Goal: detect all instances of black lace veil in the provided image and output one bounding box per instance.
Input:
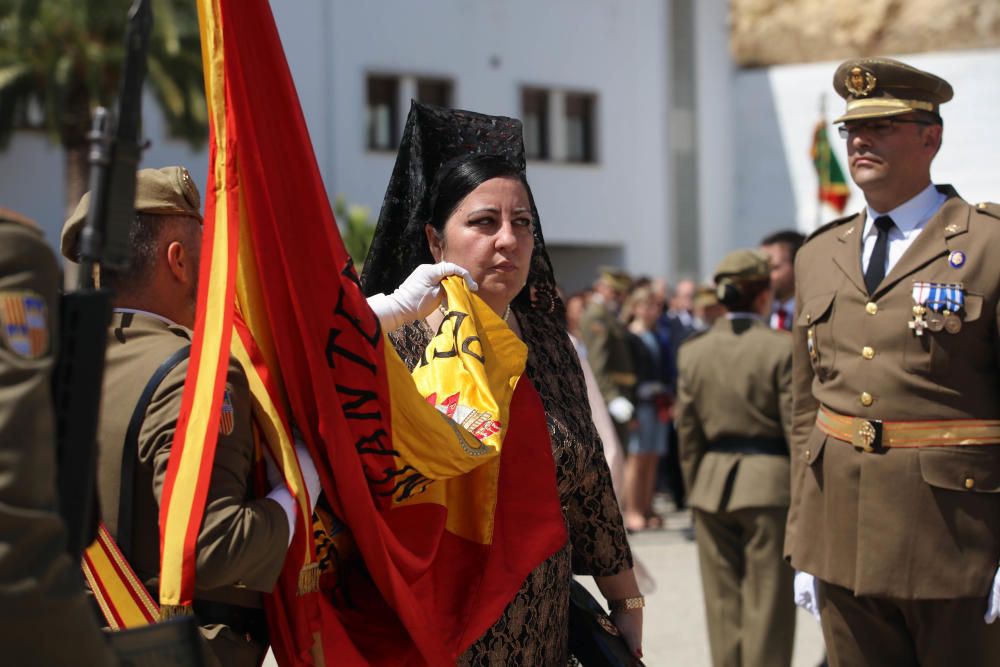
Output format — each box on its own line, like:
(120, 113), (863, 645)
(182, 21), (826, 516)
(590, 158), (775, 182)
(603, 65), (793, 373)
(360, 101), (561, 319)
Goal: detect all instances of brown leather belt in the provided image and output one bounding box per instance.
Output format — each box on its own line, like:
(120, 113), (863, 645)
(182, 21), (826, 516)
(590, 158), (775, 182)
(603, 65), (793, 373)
(816, 405), (1000, 452)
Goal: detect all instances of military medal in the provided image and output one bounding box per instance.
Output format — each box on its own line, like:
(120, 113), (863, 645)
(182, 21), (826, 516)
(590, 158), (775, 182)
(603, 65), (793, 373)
(911, 281), (965, 335)
(909, 304), (927, 336)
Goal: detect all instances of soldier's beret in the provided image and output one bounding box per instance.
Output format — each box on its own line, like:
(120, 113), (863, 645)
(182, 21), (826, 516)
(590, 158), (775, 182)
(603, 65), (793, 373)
(832, 57), (953, 124)
(713, 249), (770, 285)
(61, 166), (202, 260)
(597, 266), (632, 293)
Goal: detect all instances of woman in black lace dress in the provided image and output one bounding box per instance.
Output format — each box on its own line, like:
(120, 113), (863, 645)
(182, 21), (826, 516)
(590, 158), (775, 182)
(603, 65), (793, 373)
(361, 102), (642, 665)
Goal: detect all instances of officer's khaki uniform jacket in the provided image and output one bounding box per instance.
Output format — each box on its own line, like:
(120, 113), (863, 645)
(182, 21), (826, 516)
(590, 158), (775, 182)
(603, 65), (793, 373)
(676, 317), (793, 512)
(578, 299), (636, 404)
(98, 312), (288, 653)
(786, 186), (1000, 599)
(0, 217), (116, 665)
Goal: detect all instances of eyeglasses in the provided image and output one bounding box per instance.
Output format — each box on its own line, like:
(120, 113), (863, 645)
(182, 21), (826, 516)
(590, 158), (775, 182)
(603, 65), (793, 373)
(837, 119), (933, 139)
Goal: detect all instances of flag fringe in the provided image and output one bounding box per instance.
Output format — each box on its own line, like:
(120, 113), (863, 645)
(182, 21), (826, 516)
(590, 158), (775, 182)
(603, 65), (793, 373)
(297, 562), (320, 595)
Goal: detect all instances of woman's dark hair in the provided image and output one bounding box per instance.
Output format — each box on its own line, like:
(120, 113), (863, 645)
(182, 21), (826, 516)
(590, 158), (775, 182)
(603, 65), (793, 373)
(717, 278), (770, 312)
(427, 154), (525, 233)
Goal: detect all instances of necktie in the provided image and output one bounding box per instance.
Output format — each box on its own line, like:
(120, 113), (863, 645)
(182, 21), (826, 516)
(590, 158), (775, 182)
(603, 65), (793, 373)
(864, 215), (895, 294)
(774, 307), (788, 330)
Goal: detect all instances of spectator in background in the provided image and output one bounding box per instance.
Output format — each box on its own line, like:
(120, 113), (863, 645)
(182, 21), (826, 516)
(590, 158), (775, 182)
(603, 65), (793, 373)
(760, 230), (805, 331)
(564, 289), (591, 341)
(560, 287), (625, 500)
(580, 267), (637, 452)
(621, 286), (671, 532)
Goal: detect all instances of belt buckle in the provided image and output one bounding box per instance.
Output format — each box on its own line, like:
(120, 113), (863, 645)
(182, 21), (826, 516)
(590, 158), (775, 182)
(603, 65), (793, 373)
(851, 418), (882, 452)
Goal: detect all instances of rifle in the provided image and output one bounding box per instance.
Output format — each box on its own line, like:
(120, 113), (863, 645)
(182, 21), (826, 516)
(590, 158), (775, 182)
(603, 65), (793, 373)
(51, 0), (152, 560)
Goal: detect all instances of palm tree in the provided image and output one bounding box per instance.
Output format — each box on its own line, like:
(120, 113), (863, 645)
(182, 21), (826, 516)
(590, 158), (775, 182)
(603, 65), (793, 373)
(0, 0), (207, 214)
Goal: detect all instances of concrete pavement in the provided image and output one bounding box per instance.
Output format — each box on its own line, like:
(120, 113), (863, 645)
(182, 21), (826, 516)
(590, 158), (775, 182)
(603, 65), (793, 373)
(576, 505), (826, 666)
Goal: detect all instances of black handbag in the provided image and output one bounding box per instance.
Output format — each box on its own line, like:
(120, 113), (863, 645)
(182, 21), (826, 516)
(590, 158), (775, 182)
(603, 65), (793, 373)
(568, 580), (645, 667)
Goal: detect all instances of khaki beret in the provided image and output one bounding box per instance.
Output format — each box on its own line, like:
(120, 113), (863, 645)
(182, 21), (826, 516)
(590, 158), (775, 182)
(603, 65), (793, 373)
(597, 266), (632, 293)
(832, 57), (953, 123)
(713, 249), (770, 285)
(61, 166), (202, 260)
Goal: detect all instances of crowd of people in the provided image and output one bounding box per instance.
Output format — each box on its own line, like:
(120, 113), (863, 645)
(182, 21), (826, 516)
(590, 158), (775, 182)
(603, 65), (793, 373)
(563, 229), (803, 536)
(3, 51), (1000, 667)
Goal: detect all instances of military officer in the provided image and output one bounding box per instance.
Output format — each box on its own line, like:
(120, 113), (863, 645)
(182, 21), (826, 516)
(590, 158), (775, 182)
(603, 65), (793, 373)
(676, 250), (795, 667)
(579, 267), (637, 452)
(61, 167), (320, 667)
(0, 207), (117, 665)
(786, 58), (1000, 665)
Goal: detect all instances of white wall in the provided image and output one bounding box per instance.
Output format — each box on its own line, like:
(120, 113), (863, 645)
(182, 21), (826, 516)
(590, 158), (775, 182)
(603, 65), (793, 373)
(733, 47), (1000, 246)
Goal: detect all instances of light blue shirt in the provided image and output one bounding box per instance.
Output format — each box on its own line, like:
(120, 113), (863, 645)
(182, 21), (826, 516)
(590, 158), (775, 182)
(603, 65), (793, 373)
(862, 183), (947, 275)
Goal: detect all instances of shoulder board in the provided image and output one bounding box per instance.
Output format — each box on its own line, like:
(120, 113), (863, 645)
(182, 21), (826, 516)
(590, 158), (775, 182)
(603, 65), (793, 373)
(974, 202), (1000, 220)
(804, 211), (860, 244)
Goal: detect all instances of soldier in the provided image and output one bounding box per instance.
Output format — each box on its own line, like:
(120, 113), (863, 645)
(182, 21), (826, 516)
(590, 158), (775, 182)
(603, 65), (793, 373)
(760, 230), (805, 331)
(61, 167), (320, 667)
(787, 58), (1000, 665)
(0, 207), (118, 665)
(579, 266), (637, 454)
(676, 250), (795, 667)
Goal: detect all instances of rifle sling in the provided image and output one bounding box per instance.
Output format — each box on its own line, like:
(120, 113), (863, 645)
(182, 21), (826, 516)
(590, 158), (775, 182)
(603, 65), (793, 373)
(117, 344), (191, 561)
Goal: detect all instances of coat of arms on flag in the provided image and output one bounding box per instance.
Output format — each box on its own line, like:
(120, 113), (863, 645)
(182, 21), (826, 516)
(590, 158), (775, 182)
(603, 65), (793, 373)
(0, 290), (48, 359)
(218, 389), (235, 436)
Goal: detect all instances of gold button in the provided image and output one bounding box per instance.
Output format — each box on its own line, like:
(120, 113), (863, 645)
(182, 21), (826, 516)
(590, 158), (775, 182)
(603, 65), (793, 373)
(805, 449), (811, 459)
(866, 302), (878, 315)
(965, 477), (975, 489)
(862, 346), (875, 360)
(806, 313), (812, 324)
(860, 392), (873, 407)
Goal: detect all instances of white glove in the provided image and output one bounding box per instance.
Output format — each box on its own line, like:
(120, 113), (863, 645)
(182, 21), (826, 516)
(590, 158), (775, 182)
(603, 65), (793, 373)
(607, 396), (635, 423)
(266, 433), (323, 545)
(985, 564), (1000, 623)
(794, 571), (821, 623)
(367, 262), (478, 332)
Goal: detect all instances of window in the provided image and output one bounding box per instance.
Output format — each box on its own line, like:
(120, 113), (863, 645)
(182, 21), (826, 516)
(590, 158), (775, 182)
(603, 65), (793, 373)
(520, 87), (598, 163)
(366, 75), (399, 151)
(565, 93), (596, 163)
(417, 78), (453, 108)
(521, 88), (549, 160)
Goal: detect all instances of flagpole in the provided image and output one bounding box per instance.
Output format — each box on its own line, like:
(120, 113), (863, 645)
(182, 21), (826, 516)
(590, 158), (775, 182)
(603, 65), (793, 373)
(816, 94), (826, 228)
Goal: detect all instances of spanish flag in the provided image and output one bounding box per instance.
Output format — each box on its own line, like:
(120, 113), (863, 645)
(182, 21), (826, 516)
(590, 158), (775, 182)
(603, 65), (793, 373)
(159, 0), (566, 664)
(811, 120), (850, 213)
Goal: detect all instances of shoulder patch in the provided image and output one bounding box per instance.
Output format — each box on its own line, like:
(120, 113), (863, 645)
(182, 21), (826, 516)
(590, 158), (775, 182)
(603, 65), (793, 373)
(218, 389), (235, 436)
(804, 211), (861, 245)
(0, 290), (48, 358)
(974, 202), (1000, 220)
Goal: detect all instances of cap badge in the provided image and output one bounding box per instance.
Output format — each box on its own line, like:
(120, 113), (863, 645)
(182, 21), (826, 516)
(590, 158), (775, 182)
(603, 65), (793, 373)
(179, 167), (201, 210)
(845, 66), (877, 97)
(0, 290), (48, 359)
